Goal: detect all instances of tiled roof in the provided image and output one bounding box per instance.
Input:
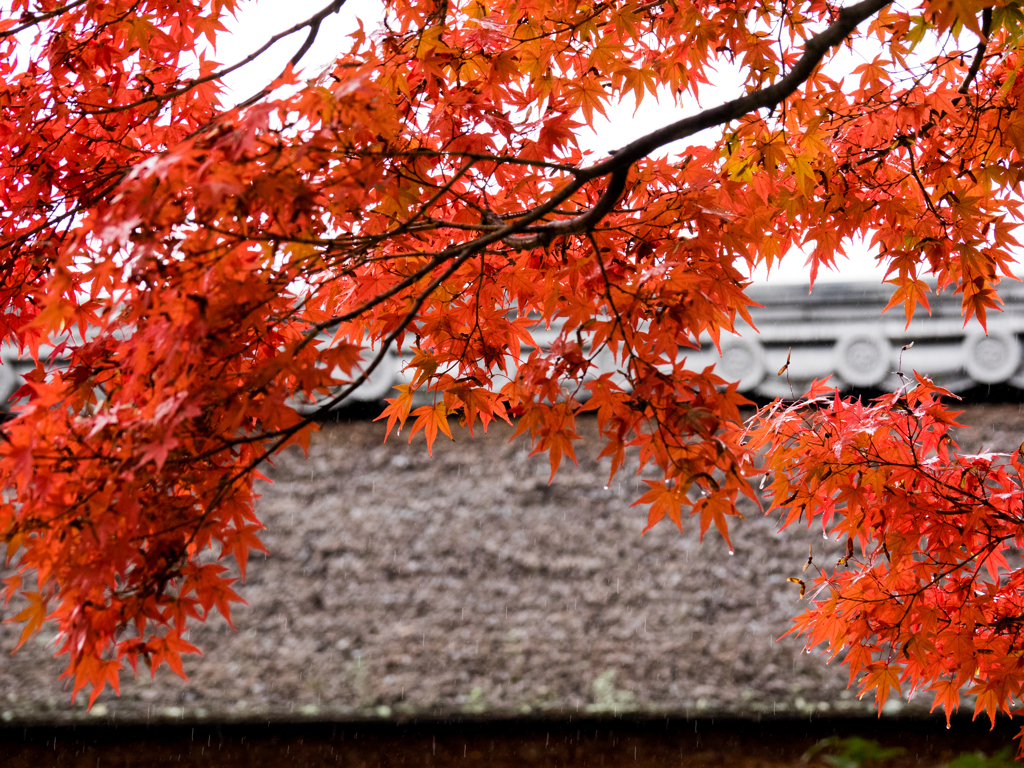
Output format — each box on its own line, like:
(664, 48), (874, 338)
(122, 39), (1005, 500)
(4, 282), (1021, 412)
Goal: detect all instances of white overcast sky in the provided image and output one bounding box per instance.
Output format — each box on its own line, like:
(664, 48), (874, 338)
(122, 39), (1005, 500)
(211, 0), (1012, 288)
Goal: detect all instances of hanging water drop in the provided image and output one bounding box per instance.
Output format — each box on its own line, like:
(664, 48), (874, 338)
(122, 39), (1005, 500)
(603, 485), (609, 490)
(728, 549), (735, 556)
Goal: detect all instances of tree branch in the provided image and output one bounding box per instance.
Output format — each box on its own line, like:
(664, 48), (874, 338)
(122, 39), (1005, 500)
(587, 0), (892, 175)
(0, 0), (90, 40)
(485, 164), (630, 250)
(79, 0), (350, 116)
(494, 0), (892, 248)
(289, 0), (347, 67)
(958, 8), (993, 95)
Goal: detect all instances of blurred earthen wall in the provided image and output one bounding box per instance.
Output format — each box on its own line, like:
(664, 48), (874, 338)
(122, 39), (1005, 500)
(2, 404), (1022, 725)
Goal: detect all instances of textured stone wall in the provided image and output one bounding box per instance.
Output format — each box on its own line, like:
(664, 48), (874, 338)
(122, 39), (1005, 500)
(2, 404), (1021, 725)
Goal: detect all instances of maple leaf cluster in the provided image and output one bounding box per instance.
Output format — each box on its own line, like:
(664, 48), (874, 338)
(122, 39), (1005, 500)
(1, 0), (1024, 738)
(748, 378), (1024, 738)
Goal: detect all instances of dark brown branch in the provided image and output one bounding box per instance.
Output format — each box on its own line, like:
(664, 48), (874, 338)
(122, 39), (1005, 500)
(586, 0), (893, 176)
(489, 165), (631, 251)
(0, 0), (90, 39)
(80, 0), (350, 116)
(958, 8), (993, 95)
(290, 0), (346, 67)
(496, 0), (892, 249)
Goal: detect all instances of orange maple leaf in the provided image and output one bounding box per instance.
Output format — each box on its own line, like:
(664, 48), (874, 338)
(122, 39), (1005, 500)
(408, 402), (454, 456)
(634, 480), (685, 533)
(860, 663), (902, 714)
